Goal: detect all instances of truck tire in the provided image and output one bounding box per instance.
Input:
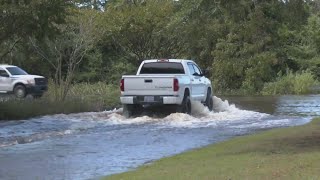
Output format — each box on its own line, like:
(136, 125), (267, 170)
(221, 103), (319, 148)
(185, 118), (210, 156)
(14, 85), (27, 99)
(177, 95), (191, 114)
(205, 90), (213, 111)
(123, 104), (143, 118)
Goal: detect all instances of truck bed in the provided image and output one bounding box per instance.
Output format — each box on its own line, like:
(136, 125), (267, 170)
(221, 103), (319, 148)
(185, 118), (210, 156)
(121, 75), (182, 96)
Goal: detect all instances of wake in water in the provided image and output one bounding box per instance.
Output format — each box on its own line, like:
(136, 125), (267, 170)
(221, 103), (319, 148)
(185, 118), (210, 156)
(50, 96), (268, 128)
(0, 96), (269, 147)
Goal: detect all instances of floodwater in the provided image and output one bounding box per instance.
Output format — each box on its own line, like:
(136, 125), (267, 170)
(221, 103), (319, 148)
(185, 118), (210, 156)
(0, 95), (319, 180)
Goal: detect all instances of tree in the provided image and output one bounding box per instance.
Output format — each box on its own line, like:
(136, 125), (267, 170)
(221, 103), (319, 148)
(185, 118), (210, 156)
(174, 0), (223, 68)
(0, 0), (69, 62)
(30, 10), (101, 100)
(284, 14), (320, 80)
(102, 0), (183, 66)
(212, 0), (284, 93)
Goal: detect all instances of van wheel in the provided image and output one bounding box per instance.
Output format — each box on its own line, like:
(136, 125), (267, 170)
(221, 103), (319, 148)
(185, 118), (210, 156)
(14, 85), (26, 98)
(123, 104), (143, 118)
(205, 90), (213, 111)
(177, 95), (191, 114)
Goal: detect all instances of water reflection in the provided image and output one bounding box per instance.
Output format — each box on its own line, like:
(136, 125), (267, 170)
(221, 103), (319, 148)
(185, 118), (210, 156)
(224, 95), (320, 116)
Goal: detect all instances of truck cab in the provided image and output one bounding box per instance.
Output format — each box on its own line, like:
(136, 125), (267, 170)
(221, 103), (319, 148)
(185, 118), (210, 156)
(0, 65), (48, 98)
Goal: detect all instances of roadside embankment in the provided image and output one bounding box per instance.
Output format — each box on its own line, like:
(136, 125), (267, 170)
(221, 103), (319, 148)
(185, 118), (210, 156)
(106, 118), (320, 180)
(0, 82), (120, 120)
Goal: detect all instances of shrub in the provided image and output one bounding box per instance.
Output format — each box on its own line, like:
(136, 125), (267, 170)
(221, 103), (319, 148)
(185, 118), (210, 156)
(261, 70), (319, 95)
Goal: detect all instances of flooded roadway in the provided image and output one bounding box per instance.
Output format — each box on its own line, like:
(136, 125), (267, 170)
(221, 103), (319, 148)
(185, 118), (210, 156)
(0, 95), (319, 180)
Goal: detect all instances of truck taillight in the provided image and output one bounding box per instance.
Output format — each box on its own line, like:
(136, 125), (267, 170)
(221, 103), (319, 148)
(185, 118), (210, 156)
(173, 78), (179, 92)
(120, 79), (124, 91)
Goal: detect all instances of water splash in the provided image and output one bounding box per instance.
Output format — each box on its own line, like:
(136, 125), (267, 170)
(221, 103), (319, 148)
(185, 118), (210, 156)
(212, 96), (238, 112)
(157, 97), (268, 128)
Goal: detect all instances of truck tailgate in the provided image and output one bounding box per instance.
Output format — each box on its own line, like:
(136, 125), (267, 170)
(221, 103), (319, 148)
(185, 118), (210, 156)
(122, 75), (177, 96)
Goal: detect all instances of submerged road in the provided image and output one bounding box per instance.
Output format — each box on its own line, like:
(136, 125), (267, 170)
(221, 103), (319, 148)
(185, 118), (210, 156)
(0, 95), (319, 180)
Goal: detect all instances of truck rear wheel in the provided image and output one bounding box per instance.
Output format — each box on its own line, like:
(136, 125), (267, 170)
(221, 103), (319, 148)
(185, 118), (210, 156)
(123, 104), (143, 118)
(177, 95), (191, 114)
(205, 90), (213, 111)
(14, 85), (26, 99)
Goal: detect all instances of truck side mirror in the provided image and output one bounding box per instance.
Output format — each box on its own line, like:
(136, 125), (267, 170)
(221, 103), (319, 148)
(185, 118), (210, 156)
(202, 67), (212, 76)
(201, 70), (208, 76)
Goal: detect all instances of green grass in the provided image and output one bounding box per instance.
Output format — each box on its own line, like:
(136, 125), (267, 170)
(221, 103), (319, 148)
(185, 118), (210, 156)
(0, 82), (120, 120)
(105, 118), (320, 180)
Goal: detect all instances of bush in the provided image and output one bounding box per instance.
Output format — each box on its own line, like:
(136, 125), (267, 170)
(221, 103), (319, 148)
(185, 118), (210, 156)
(261, 70), (319, 95)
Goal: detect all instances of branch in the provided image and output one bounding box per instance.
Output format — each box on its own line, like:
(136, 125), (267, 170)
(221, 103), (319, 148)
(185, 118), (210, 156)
(0, 38), (21, 61)
(29, 37), (57, 70)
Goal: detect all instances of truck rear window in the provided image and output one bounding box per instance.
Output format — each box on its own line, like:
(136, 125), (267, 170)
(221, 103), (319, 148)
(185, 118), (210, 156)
(140, 62), (185, 74)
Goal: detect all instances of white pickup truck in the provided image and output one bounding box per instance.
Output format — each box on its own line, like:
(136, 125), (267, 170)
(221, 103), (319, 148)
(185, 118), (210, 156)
(120, 59), (213, 117)
(0, 65), (48, 98)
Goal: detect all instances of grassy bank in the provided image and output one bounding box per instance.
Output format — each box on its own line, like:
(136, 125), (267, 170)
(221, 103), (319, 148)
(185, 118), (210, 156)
(106, 118), (320, 180)
(215, 71), (320, 96)
(0, 82), (120, 120)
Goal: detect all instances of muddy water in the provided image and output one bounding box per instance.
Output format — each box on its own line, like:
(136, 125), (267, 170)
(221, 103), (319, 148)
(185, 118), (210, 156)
(0, 95), (319, 180)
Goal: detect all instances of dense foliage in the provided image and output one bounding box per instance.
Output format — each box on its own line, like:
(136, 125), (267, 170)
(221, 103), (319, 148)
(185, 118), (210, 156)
(1, 0), (319, 96)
